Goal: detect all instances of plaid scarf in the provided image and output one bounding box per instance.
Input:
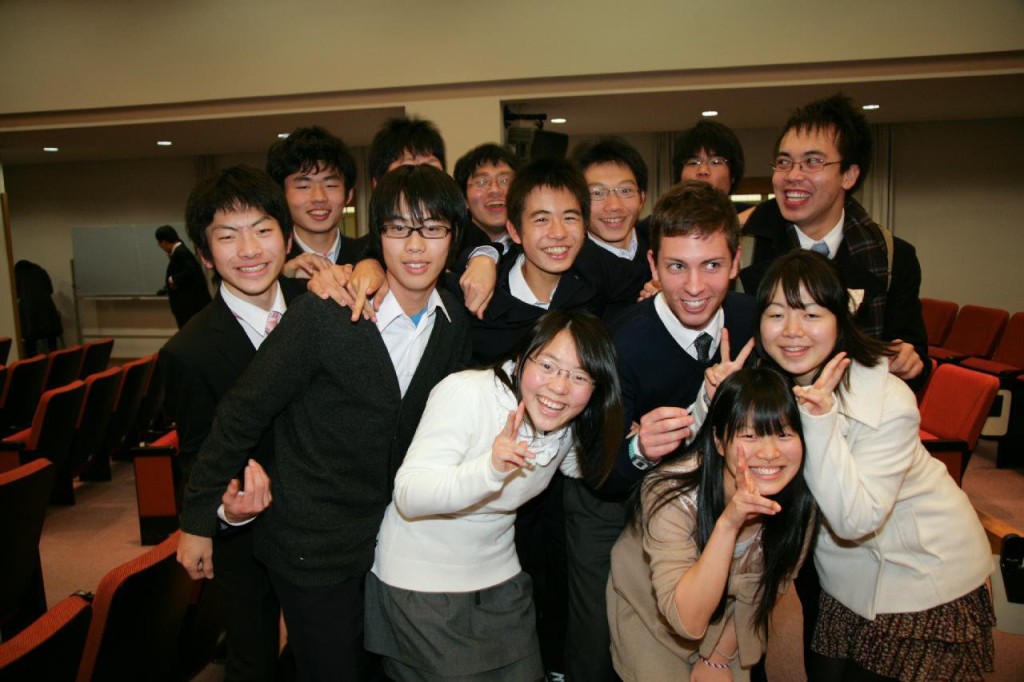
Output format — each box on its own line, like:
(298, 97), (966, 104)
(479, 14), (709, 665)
(837, 198), (889, 338)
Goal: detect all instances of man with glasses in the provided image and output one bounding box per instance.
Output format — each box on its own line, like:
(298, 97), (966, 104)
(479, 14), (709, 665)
(453, 143), (520, 253)
(739, 93), (928, 389)
(673, 120), (747, 199)
(181, 165), (472, 681)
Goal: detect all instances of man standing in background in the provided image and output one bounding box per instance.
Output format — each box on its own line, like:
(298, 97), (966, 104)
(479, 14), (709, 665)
(156, 224), (211, 328)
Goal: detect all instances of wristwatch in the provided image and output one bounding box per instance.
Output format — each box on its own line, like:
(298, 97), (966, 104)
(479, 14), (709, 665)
(628, 435), (656, 471)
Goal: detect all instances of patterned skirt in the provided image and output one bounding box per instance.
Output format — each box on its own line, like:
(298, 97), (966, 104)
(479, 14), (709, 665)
(811, 585), (996, 682)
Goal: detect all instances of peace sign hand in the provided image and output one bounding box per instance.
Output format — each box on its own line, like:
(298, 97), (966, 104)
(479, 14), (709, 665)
(792, 352), (850, 416)
(704, 329), (755, 402)
(491, 402), (536, 473)
(721, 445), (781, 531)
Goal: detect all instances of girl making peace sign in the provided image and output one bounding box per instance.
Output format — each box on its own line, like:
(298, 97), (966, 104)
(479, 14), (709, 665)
(707, 250), (994, 681)
(364, 310), (623, 681)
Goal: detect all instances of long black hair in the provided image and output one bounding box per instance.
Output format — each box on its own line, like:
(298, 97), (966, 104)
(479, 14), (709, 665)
(754, 250), (891, 393)
(643, 367), (818, 634)
(493, 310), (623, 488)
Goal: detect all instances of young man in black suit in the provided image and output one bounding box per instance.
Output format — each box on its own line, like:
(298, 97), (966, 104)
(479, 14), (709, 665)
(166, 165), (304, 681)
(452, 143), (519, 253)
(155, 224), (212, 328)
(266, 126), (368, 277)
(567, 181), (757, 681)
(179, 165), (472, 682)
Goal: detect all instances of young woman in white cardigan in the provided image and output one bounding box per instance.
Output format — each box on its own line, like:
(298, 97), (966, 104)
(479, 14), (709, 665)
(704, 250), (994, 681)
(364, 310), (623, 682)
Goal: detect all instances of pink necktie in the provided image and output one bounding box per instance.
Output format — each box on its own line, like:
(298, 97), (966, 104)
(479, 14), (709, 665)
(264, 311), (282, 335)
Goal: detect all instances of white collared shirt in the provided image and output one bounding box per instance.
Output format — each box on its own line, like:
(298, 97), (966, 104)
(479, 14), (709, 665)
(588, 230), (638, 260)
(293, 228), (341, 263)
(794, 210), (845, 258)
(653, 292), (725, 361)
(508, 254), (555, 310)
(375, 289), (451, 397)
(219, 282), (286, 350)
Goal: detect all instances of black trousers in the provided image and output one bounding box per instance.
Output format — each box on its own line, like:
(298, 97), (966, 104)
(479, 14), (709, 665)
(268, 570), (383, 682)
(213, 528), (281, 682)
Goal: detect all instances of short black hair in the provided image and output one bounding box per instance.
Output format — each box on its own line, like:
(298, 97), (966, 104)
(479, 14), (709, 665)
(505, 158), (590, 232)
(368, 117), (446, 183)
(673, 120), (745, 193)
(367, 165), (467, 269)
(154, 225), (180, 244)
(569, 136), (649, 193)
(184, 165), (293, 264)
(648, 180), (740, 259)
(775, 94), (871, 194)
(453, 143), (520, 198)
(265, 126), (357, 192)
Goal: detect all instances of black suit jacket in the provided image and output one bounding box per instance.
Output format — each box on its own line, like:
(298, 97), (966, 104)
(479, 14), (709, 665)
(160, 276), (307, 487)
(166, 243), (212, 328)
(287, 232), (370, 267)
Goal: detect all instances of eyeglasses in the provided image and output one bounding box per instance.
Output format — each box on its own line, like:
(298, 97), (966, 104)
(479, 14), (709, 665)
(589, 186), (639, 202)
(468, 175), (513, 190)
(682, 156), (729, 169)
(770, 157), (842, 173)
(381, 223), (452, 239)
(527, 357), (596, 387)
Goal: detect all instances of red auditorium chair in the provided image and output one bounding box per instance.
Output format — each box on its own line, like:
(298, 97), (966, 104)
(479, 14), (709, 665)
(67, 367), (122, 485)
(0, 381), (86, 505)
(81, 355), (155, 482)
(918, 363), (999, 486)
(43, 345), (84, 391)
(0, 355), (48, 435)
(75, 532), (194, 682)
(920, 297), (958, 346)
(929, 304), (1008, 362)
(0, 594), (92, 681)
(77, 338), (114, 380)
(132, 430), (180, 545)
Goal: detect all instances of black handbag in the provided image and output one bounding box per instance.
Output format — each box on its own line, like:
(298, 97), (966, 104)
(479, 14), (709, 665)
(1001, 533), (1024, 604)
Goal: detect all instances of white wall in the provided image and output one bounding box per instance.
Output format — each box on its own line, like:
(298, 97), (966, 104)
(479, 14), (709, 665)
(893, 118), (1024, 312)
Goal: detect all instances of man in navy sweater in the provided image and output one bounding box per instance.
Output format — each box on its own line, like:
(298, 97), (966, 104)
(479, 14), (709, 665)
(568, 180), (757, 681)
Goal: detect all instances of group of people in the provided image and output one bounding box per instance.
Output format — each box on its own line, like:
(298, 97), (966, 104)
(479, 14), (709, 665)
(161, 93), (995, 682)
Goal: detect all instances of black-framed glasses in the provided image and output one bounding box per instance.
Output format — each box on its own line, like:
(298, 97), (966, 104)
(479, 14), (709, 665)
(770, 157), (842, 173)
(526, 356), (596, 387)
(468, 175), (513, 190)
(682, 156), (729, 169)
(589, 186), (640, 202)
(381, 223), (452, 239)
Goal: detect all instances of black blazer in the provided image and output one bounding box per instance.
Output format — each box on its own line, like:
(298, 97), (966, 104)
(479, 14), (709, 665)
(160, 276), (307, 486)
(165, 243), (212, 328)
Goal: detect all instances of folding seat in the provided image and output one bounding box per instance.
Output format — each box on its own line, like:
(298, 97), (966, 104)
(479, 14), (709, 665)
(0, 355), (47, 435)
(0, 594), (92, 681)
(75, 532), (195, 682)
(929, 304), (1008, 362)
(67, 367), (122, 484)
(918, 363), (999, 486)
(81, 355), (155, 482)
(0, 460), (55, 640)
(133, 430), (180, 545)
(77, 338), (114, 380)
(0, 337), (11, 366)
(43, 345), (84, 391)
(919, 297), (958, 346)
(0, 382), (86, 505)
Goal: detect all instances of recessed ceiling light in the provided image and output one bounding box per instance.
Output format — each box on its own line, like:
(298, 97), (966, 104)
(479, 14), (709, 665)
(277, 133), (290, 139)
(701, 110), (719, 117)
(43, 147), (59, 152)
(550, 117), (567, 124)
(157, 140), (173, 146)
(862, 104), (880, 110)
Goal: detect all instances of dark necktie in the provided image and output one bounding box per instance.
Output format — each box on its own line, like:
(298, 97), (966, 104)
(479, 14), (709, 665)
(695, 332), (713, 363)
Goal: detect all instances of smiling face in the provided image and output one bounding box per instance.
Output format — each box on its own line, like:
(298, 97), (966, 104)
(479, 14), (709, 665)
(649, 231), (738, 331)
(519, 328), (595, 433)
(584, 162), (646, 250)
(466, 161), (514, 238)
(508, 186), (585, 302)
(772, 126), (860, 241)
(202, 206), (288, 310)
(379, 197), (452, 315)
(283, 165), (352, 239)
(716, 417), (803, 498)
(760, 282), (839, 385)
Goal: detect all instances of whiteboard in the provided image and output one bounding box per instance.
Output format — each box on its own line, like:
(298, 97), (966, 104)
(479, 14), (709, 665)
(72, 225), (184, 295)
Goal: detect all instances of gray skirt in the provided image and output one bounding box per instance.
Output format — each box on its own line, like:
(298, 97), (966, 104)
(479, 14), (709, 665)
(364, 571), (543, 682)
